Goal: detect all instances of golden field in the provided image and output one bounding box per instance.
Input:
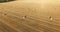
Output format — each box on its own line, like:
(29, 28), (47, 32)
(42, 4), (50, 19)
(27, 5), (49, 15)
(0, 0), (60, 32)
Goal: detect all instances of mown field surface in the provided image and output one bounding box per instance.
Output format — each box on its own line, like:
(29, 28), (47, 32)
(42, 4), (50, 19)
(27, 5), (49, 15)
(0, 0), (60, 32)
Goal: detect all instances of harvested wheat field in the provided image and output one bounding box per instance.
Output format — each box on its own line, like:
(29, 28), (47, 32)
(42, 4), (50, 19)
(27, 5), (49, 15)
(0, 0), (60, 32)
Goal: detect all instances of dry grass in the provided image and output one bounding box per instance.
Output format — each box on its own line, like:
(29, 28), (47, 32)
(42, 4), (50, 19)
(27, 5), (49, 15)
(0, 0), (60, 32)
